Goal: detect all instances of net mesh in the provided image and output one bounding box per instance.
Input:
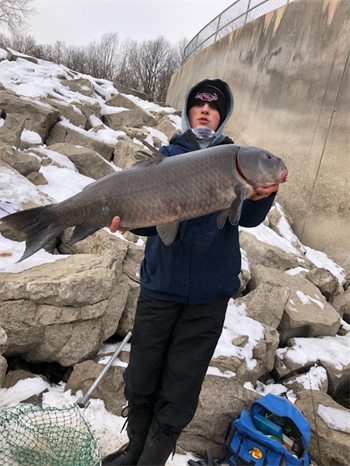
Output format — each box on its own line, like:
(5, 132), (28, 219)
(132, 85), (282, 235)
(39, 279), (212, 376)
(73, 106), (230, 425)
(0, 403), (101, 466)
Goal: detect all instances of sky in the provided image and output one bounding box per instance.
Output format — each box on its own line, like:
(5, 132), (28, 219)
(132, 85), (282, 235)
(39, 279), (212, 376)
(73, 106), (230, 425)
(0, 54), (349, 461)
(29, 0), (234, 47)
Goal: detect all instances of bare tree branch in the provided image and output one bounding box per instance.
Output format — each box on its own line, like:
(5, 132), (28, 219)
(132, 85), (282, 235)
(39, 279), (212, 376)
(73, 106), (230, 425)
(0, 0), (37, 35)
(117, 36), (184, 102)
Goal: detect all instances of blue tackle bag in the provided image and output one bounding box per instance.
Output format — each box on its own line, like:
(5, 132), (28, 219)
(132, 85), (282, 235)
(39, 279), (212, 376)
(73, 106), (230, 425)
(220, 394), (311, 466)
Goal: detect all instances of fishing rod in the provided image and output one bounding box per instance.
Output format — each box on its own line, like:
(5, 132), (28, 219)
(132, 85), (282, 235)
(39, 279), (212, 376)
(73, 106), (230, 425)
(308, 368), (323, 466)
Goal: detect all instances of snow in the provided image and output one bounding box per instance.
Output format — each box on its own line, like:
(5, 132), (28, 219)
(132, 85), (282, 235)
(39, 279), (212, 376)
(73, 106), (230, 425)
(212, 300), (265, 371)
(0, 52), (348, 463)
(20, 129), (42, 145)
(0, 166), (54, 208)
(143, 126), (169, 145)
(0, 379), (198, 464)
(240, 222), (303, 257)
(296, 291), (324, 309)
(276, 333), (350, 371)
(284, 365), (328, 391)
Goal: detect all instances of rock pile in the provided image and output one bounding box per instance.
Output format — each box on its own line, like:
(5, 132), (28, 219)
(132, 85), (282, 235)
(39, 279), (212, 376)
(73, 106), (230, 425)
(0, 47), (349, 465)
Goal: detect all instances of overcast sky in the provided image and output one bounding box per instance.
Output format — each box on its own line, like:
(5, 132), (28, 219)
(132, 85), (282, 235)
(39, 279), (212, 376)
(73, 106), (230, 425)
(29, 1), (234, 47)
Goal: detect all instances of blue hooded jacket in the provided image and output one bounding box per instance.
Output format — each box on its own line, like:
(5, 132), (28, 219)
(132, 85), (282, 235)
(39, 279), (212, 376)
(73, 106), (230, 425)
(134, 79), (276, 305)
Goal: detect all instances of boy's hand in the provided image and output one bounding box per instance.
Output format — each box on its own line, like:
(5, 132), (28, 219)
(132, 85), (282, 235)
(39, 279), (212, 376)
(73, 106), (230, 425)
(109, 216), (130, 233)
(250, 184), (279, 201)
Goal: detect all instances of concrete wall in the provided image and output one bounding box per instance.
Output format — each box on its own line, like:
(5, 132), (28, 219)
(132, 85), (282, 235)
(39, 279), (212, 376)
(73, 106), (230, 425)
(167, 0), (350, 272)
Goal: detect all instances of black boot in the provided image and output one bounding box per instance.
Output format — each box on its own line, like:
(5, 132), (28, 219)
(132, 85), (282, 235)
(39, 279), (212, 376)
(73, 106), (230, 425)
(137, 418), (181, 466)
(102, 404), (153, 466)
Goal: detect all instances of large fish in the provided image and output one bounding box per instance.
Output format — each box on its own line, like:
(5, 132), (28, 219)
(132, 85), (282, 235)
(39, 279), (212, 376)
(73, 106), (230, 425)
(1, 141), (288, 262)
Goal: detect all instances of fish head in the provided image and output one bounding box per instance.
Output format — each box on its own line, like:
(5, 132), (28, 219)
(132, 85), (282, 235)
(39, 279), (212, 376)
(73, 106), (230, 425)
(236, 145), (288, 189)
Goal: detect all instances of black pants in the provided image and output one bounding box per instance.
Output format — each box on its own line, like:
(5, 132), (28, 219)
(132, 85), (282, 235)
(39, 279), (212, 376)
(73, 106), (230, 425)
(123, 293), (230, 433)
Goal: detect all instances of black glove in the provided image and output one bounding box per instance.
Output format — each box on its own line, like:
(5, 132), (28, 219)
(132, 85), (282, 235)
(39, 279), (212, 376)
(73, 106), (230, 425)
(188, 449), (217, 466)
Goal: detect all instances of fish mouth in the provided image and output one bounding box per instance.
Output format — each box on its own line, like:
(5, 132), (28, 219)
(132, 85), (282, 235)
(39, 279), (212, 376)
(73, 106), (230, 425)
(280, 168), (289, 183)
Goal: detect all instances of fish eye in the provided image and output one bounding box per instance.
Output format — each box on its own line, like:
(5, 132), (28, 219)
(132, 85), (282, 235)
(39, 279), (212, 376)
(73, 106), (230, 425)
(266, 153), (272, 159)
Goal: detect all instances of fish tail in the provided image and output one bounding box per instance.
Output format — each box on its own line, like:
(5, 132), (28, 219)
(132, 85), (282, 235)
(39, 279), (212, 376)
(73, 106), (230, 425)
(1, 205), (62, 262)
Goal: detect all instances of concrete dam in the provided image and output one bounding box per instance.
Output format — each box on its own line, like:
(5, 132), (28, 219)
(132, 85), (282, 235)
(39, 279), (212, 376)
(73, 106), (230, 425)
(166, 0), (350, 272)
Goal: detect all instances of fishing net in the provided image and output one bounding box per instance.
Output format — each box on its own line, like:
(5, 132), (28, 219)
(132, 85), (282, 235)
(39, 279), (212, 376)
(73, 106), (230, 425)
(0, 402), (101, 466)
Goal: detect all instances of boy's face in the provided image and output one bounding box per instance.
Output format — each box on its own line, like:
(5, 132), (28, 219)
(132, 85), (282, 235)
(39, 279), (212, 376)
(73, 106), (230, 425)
(188, 101), (221, 131)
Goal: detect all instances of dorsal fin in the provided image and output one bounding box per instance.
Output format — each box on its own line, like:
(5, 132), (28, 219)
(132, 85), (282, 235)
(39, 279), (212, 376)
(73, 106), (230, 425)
(133, 140), (165, 168)
(142, 140), (164, 157)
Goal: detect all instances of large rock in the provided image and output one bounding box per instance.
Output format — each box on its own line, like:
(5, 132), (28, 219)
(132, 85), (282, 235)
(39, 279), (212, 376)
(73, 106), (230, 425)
(239, 229), (305, 272)
(65, 359), (126, 415)
(295, 390), (350, 466)
(60, 78), (95, 97)
(73, 101), (102, 129)
(180, 376), (260, 458)
(0, 327), (7, 354)
(0, 254), (118, 305)
(251, 265), (340, 343)
(26, 172), (48, 186)
(2, 369), (49, 389)
(116, 277), (140, 337)
(234, 282), (289, 329)
(0, 89), (59, 140)
(0, 162), (51, 227)
(59, 229), (129, 268)
(113, 136), (143, 169)
(41, 97), (87, 128)
(122, 243), (144, 282)
(0, 143), (41, 176)
(0, 44), (12, 62)
(0, 300), (45, 355)
(123, 127), (149, 143)
(306, 268), (339, 302)
(0, 355), (7, 388)
(283, 365), (329, 394)
(59, 230), (144, 338)
(104, 108), (157, 130)
(0, 113), (26, 147)
(211, 326), (280, 385)
(274, 334), (350, 397)
(47, 143), (115, 179)
(105, 93), (138, 110)
(46, 122), (115, 161)
(209, 301), (280, 385)
(112, 81), (151, 101)
(155, 116), (177, 141)
(9, 50), (38, 64)
(267, 203), (301, 250)
(332, 287), (350, 322)
(0, 255), (127, 366)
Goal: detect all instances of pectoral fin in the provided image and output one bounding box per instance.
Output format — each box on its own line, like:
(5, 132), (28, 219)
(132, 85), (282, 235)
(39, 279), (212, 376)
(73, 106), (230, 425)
(156, 221), (180, 246)
(216, 187), (246, 229)
(228, 186), (246, 225)
(217, 208), (230, 229)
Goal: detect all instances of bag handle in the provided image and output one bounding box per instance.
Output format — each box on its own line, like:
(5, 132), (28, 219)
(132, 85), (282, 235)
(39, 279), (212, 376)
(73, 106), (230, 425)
(216, 416), (241, 463)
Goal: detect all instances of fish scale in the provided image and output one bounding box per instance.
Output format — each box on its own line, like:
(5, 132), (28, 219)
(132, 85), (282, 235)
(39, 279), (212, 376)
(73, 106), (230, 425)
(1, 142), (288, 262)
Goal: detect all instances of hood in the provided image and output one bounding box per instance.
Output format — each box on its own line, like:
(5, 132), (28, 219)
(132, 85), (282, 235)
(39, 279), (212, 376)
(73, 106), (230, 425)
(180, 78), (234, 148)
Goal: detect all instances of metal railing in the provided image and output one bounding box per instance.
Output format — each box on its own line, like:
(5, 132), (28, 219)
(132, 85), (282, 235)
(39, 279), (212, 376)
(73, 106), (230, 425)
(183, 0), (294, 63)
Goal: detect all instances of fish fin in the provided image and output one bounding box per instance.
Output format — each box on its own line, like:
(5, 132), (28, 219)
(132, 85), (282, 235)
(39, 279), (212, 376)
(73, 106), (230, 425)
(69, 225), (101, 245)
(217, 208), (230, 229)
(141, 140), (164, 157)
(133, 141), (165, 167)
(1, 205), (61, 262)
(156, 222), (179, 246)
(228, 186), (246, 225)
